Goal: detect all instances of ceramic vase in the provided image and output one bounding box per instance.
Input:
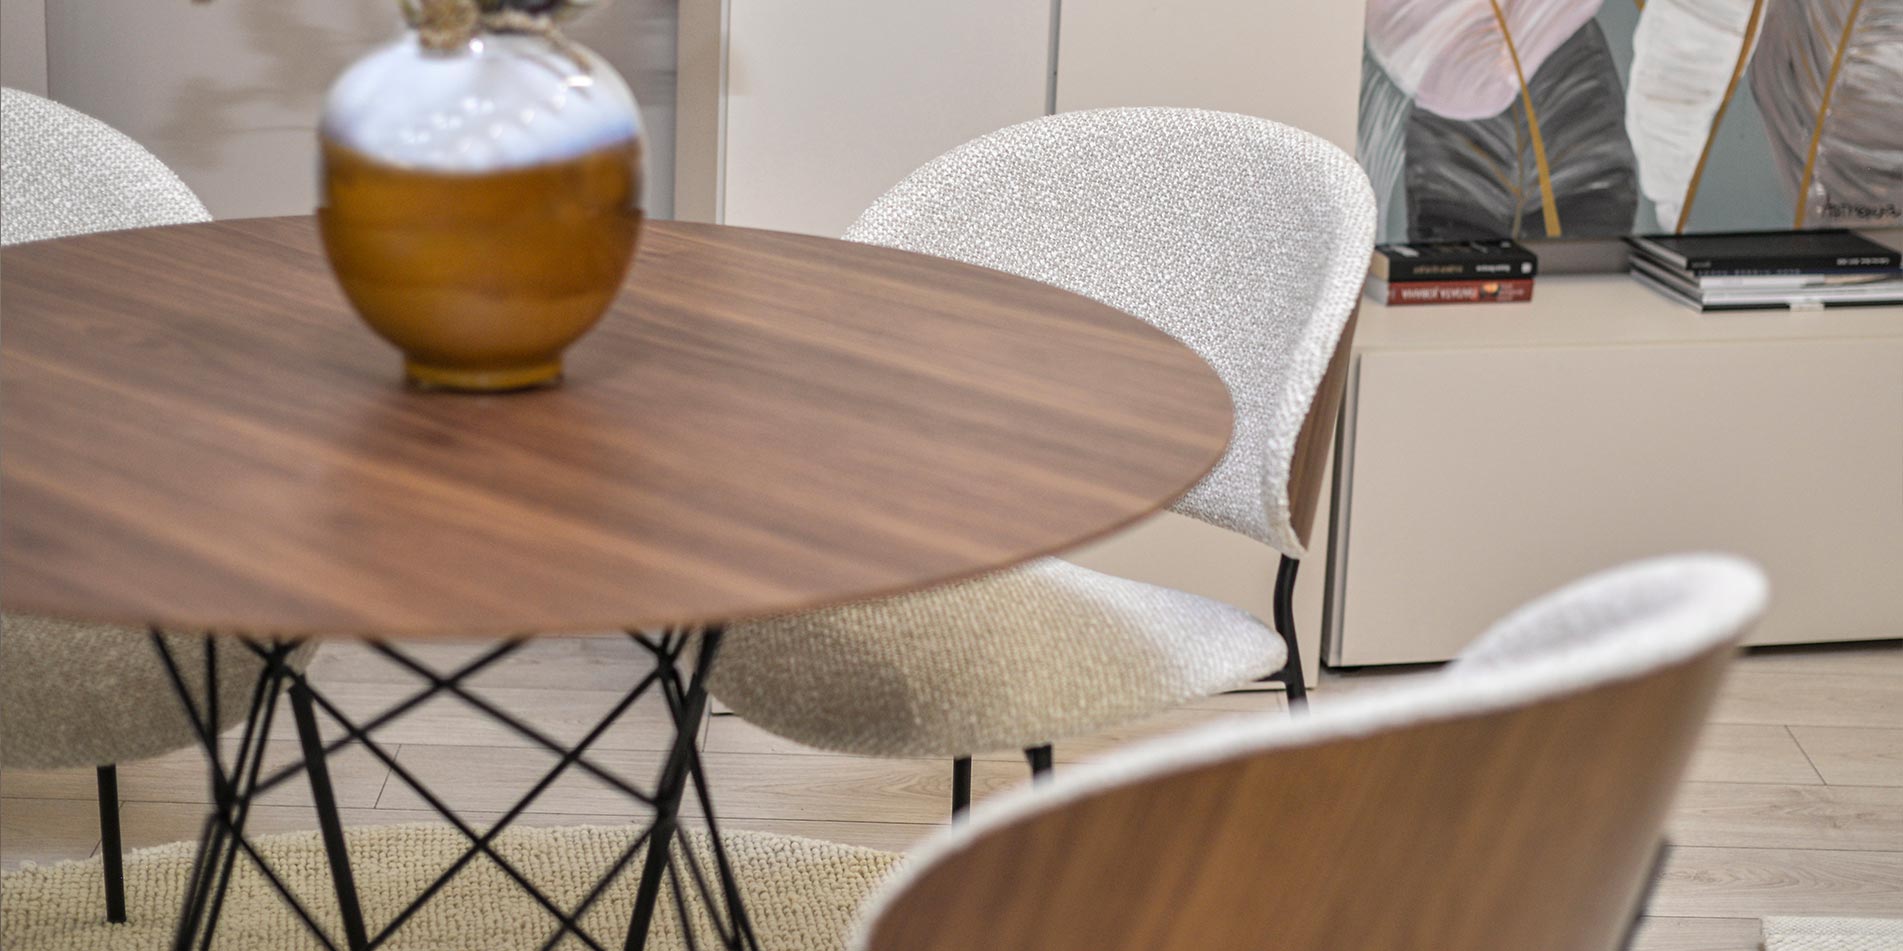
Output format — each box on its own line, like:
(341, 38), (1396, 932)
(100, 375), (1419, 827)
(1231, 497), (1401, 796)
(318, 29), (643, 392)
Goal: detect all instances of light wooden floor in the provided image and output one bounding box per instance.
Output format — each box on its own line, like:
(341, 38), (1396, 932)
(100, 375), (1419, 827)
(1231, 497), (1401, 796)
(4, 636), (1900, 949)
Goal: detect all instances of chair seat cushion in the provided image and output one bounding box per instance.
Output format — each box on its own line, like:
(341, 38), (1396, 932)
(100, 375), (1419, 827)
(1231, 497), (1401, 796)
(709, 558), (1285, 758)
(0, 615), (314, 770)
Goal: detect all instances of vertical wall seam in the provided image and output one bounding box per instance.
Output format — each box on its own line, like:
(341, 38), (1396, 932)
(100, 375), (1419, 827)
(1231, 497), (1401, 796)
(1046, 0), (1062, 115)
(714, 0), (732, 223)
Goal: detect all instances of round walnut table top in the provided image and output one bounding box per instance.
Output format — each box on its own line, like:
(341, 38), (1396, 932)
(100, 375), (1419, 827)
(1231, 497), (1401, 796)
(1, 217), (1233, 639)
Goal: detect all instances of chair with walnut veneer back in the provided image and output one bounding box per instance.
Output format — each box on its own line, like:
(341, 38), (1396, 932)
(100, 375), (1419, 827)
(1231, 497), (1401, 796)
(850, 555), (1766, 951)
(707, 108), (1376, 814)
(0, 87), (314, 924)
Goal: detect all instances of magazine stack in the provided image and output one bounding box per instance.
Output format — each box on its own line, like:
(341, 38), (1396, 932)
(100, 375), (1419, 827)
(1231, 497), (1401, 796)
(1626, 230), (1903, 312)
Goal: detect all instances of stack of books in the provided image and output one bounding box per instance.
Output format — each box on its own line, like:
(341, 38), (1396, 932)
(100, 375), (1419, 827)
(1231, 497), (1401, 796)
(1626, 230), (1903, 312)
(1366, 240), (1538, 306)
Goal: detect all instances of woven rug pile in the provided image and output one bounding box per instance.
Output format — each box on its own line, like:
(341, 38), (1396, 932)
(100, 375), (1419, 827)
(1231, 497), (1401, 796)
(1, 824), (902, 951)
(1762, 916), (1903, 951)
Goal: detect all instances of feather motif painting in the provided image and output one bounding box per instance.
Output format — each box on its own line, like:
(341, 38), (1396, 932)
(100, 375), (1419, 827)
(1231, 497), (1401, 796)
(1356, 0), (1903, 241)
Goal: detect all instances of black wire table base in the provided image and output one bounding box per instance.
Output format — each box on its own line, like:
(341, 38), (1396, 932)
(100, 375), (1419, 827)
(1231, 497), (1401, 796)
(150, 625), (760, 951)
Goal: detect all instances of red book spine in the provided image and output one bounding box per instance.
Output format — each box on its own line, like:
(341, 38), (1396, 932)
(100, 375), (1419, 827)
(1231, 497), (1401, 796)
(1385, 278), (1535, 305)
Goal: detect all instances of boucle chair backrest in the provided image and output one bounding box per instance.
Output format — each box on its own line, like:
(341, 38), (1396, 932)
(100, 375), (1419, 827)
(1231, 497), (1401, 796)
(846, 108), (1377, 558)
(855, 555), (1767, 951)
(1, 87), (209, 247)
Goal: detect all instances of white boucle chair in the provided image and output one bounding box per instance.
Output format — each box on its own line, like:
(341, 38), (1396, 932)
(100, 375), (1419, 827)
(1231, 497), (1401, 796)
(850, 554), (1768, 951)
(708, 108), (1377, 813)
(0, 87), (313, 924)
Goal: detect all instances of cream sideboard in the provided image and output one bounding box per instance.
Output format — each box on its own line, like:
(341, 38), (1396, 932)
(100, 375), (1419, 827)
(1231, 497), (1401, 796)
(1325, 278), (1903, 666)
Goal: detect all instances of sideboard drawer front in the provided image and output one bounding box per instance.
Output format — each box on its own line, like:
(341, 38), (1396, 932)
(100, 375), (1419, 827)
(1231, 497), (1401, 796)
(1333, 339), (1903, 666)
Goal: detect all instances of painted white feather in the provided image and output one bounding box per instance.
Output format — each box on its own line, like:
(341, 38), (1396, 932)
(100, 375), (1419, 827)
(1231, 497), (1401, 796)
(1365, 0), (1606, 120)
(1625, 0), (1765, 231)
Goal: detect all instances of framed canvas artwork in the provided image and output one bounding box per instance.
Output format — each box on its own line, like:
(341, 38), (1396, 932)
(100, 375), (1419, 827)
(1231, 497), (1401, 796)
(1357, 0), (1903, 243)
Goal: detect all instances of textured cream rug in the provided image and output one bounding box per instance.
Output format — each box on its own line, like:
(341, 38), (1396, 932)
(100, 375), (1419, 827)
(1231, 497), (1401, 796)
(1762, 917), (1903, 951)
(2, 824), (902, 951)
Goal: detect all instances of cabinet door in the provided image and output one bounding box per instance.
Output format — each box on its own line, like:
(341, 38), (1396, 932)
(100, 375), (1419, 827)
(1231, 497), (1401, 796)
(720, 0), (1049, 237)
(1333, 340), (1903, 665)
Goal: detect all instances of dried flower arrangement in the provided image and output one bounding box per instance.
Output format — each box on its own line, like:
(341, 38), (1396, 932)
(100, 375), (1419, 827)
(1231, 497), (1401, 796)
(397, 0), (602, 51)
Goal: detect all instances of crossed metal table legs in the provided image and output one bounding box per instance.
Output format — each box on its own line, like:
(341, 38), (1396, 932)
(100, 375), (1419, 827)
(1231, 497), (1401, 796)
(149, 626), (759, 951)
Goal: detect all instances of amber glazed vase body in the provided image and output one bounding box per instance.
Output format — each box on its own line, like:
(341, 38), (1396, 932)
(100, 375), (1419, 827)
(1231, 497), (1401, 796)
(318, 32), (644, 392)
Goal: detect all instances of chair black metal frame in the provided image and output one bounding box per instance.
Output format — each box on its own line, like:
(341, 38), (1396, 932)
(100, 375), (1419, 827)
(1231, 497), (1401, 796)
(147, 625), (758, 951)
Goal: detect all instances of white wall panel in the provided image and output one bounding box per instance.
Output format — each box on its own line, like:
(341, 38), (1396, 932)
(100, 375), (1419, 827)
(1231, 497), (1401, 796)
(720, 0), (1048, 236)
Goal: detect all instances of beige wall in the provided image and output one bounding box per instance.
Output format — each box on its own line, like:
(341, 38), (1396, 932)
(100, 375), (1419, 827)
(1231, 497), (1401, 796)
(26, 0), (677, 220)
(1056, 0), (1364, 153)
(1, 0), (47, 94)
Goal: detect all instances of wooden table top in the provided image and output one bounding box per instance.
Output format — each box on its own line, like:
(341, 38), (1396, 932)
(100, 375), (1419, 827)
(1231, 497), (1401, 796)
(2, 217), (1232, 639)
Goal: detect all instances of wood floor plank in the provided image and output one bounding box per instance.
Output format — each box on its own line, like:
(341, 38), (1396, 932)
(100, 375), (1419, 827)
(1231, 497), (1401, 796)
(1789, 726), (1903, 787)
(701, 751), (1025, 824)
(0, 741), (390, 810)
(1737, 641), (1903, 676)
(381, 744), (1023, 824)
(1667, 783), (1903, 851)
(1179, 688), (1292, 713)
(268, 679), (689, 752)
(118, 789), (936, 857)
(379, 745), (674, 818)
(306, 636), (662, 691)
(1626, 916), (1761, 951)
(705, 705), (1280, 766)
(1712, 669), (1903, 729)
(0, 798), (99, 869)
(1683, 724), (1823, 785)
(112, 802), (650, 854)
(1650, 846), (1903, 917)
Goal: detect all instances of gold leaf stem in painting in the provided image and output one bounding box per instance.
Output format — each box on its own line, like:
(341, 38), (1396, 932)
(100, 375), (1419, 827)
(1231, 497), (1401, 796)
(1795, 0), (1865, 228)
(1488, 0), (1562, 236)
(1676, 0), (1766, 233)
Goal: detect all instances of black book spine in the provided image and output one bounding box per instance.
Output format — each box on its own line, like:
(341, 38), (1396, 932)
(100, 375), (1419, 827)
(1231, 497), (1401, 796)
(1382, 258), (1538, 281)
(1682, 252), (1899, 274)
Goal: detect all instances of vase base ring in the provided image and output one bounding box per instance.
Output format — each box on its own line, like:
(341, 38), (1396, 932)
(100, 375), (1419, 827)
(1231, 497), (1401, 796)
(404, 359), (564, 393)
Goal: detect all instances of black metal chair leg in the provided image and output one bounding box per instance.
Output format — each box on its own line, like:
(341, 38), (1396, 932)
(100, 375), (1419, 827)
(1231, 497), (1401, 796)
(1271, 555), (1309, 711)
(1025, 745), (1053, 782)
(951, 757), (972, 820)
(96, 765), (126, 924)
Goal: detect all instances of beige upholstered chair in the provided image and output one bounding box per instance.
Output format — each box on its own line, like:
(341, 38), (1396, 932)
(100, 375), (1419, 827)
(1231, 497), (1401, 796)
(851, 554), (1766, 951)
(0, 87), (309, 923)
(709, 108), (1377, 812)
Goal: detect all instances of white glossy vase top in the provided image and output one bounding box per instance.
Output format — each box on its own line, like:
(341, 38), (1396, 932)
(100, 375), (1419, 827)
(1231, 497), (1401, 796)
(322, 32), (641, 173)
